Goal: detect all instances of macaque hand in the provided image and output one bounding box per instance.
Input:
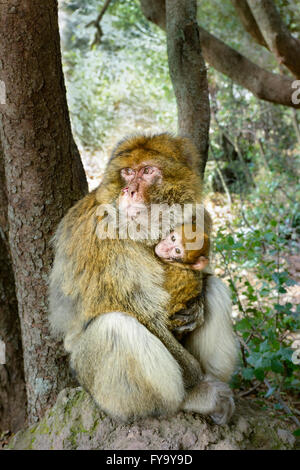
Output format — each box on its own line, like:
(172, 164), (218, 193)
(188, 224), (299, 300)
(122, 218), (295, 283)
(170, 295), (205, 340)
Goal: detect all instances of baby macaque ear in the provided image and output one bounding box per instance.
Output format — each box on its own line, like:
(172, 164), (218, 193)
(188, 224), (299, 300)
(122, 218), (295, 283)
(191, 256), (209, 271)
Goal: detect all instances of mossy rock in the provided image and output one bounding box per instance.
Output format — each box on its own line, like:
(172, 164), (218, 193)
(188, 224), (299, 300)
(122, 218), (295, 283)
(7, 387), (298, 450)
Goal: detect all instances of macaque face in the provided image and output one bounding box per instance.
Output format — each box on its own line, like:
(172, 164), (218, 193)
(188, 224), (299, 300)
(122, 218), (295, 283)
(155, 228), (210, 271)
(118, 164), (162, 217)
(155, 231), (184, 262)
(120, 165), (162, 199)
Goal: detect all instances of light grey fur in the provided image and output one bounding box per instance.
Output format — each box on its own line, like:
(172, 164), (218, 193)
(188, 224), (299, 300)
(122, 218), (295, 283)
(50, 271), (237, 423)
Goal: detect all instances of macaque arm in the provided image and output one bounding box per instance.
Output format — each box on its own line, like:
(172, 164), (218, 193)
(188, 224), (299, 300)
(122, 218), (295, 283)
(146, 320), (203, 389)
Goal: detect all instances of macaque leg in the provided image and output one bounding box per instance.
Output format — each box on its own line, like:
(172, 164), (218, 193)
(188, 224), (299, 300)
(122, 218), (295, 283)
(181, 376), (235, 425)
(182, 276), (238, 424)
(147, 325), (204, 390)
(184, 276), (238, 382)
(68, 312), (185, 422)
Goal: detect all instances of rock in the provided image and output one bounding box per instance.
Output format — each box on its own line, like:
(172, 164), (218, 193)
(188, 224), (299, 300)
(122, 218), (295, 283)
(6, 387), (298, 450)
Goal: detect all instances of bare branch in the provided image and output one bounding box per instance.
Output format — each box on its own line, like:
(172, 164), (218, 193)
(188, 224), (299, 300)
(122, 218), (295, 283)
(210, 146), (232, 206)
(247, 0), (300, 78)
(231, 0), (268, 48)
(86, 0), (113, 46)
(291, 109), (300, 145)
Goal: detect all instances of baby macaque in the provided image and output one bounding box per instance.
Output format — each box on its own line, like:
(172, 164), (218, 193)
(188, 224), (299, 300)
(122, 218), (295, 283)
(155, 224), (211, 322)
(155, 224), (210, 270)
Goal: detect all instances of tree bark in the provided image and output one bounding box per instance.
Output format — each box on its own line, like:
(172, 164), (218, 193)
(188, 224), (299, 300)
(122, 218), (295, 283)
(0, 0), (88, 423)
(0, 146), (27, 433)
(165, 0), (210, 175)
(140, 0), (300, 109)
(231, 0), (268, 48)
(198, 27), (299, 108)
(247, 0), (300, 78)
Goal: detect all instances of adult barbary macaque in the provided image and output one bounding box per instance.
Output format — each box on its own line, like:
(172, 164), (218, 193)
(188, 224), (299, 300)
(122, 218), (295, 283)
(49, 134), (237, 424)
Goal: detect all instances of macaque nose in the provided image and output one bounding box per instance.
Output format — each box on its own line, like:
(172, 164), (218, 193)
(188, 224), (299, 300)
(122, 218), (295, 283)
(129, 182), (139, 198)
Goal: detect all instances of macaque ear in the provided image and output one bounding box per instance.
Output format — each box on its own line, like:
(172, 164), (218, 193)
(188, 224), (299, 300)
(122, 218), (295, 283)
(191, 256), (209, 271)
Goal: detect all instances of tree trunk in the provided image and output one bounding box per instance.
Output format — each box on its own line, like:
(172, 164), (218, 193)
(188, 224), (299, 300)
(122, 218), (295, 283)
(0, 147), (27, 433)
(0, 0), (88, 423)
(165, 0), (210, 175)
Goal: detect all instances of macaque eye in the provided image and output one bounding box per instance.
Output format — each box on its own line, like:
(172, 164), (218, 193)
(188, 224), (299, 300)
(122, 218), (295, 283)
(121, 168), (135, 177)
(143, 166), (153, 175)
(175, 248), (181, 254)
(171, 235), (176, 242)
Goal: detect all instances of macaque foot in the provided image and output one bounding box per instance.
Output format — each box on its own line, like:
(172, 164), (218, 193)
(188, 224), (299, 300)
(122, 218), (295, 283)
(182, 376), (235, 425)
(209, 383), (235, 425)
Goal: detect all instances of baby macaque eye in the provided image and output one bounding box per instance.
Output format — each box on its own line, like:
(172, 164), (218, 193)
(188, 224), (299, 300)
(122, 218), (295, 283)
(171, 235), (176, 242)
(175, 248), (181, 254)
(143, 166), (153, 174)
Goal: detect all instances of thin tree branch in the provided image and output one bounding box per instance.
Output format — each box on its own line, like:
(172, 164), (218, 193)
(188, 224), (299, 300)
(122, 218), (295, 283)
(86, 0), (113, 46)
(210, 146), (232, 206)
(231, 0), (268, 48)
(291, 109), (300, 145)
(257, 138), (271, 170)
(238, 382), (261, 397)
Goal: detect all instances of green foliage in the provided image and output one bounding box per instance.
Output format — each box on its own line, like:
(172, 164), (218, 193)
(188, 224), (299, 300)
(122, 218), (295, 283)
(214, 175), (300, 397)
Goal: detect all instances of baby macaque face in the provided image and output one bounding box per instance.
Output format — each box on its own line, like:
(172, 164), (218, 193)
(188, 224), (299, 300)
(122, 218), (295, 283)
(155, 231), (184, 262)
(155, 227), (210, 271)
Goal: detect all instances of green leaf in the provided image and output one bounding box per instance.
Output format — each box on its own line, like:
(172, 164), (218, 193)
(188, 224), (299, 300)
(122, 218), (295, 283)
(242, 368), (255, 380)
(270, 359), (284, 374)
(254, 368), (265, 381)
